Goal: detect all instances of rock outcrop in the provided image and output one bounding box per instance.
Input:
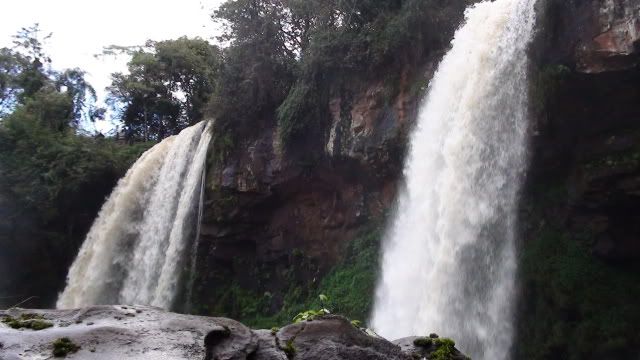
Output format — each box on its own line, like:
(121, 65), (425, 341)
(516, 0), (640, 358)
(576, 0), (640, 73)
(530, 0), (640, 261)
(0, 306), (468, 360)
(537, 0), (640, 74)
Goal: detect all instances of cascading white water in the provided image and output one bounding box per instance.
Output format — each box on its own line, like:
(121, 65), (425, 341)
(371, 0), (536, 359)
(57, 121), (212, 310)
(184, 165), (207, 313)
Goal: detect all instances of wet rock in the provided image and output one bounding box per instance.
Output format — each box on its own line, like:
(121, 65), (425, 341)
(250, 330), (288, 360)
(2, 307), (470, 359)
(394, 336), (470, 360)
(0, 305), (225, 359)
(273, 315), (407, 360)
(539, 0), (640, 74)
(203, 322), (256, 360)
(576, 0), (640, 73)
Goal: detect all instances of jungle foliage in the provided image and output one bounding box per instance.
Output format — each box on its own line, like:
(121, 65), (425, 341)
(0, 25), (150, 227)
(105, 37), (222, 141)
(207, 0), (469, 152)
(0, 25), (152, 308)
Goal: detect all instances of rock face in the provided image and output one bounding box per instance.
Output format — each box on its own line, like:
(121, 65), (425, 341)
(191, 11), (460, 317)
(531, 0), (640, 261)
(538, 0), (640, 74)
(0, 307), (468, 360)
(516, 0), (640, 358)
(576, 0), (640, 73)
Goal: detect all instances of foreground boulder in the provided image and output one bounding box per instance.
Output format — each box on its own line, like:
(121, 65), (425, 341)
(0, 306), (469, 359)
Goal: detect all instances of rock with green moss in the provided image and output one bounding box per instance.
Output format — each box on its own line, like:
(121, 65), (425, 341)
(413, 336), (433, 347)
(395, 336), (470, 360)
(1, 306), (471, 360)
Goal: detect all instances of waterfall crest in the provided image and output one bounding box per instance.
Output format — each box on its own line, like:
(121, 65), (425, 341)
(57, 121), (212, 310)
(371, 0), (536, 359)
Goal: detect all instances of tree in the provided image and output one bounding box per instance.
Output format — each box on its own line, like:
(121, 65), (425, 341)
(0, 48), (29, 117)
(55, 69), (104, 125)
(155, 37), (221, 124)
(0, 25), (152, 309)
(0, 25), (101, 129)
(106, 37), (221, 141)
(11, 24), (52, 105)
(0, 24), (51, 118)
(208, 0), (301, 134)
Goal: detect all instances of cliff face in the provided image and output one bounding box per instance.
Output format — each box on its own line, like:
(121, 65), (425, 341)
(519, 0), (640, 358)
(191, 31), (449, 323)
(531, 0), (640, 259)
(190, 17), (462, 318)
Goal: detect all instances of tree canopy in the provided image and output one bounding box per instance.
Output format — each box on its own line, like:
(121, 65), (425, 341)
(207, 0), (467, 148)
(106, 37), (221, 141)
(0, 24), (102, 129)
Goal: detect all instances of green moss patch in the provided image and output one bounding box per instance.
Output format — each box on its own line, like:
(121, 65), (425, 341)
(2, 314), (53, 330)
(431, 338), (456, 360)
(52, 337), (80, 357)
(413, 336), (433, 347)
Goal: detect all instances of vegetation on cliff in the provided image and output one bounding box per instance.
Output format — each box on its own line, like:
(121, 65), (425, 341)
(194, 224), (382, 329)
(517, 19), (640, 356)
(208, 0), (468, 156)
(518, 180), (640, 359)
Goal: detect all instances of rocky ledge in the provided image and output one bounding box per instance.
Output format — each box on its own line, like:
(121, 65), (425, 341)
(0, 305), (469, 359)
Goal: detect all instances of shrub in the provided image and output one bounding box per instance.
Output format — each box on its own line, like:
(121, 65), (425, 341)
(431, 338), (456, 360)
(52, 337), (80, 357)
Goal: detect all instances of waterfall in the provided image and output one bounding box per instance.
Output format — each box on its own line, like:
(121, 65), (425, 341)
(371, 0), (536, 359)
(184, 164), (207, 313)
(57, 121), (213, 310)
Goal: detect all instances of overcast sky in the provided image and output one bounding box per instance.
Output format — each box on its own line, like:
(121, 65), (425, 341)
(1, 0), (225, 132)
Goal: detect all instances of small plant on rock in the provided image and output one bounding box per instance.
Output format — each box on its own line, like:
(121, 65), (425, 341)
(52, 337), (80, 357)
(431, 338), (456, 360)
(292, 308), (329, 323)
(292, 294), (331, 323)
(282, 339), (296, 358)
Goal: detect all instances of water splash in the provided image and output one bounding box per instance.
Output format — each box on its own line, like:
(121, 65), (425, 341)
(57, 121), (212, 310)
(371, 0), (537, 359)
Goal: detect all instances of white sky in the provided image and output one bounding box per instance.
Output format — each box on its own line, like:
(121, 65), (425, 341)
(1, 0), (225, 132)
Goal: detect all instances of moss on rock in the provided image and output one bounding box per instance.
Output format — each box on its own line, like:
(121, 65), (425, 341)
(52, 337), (80, 357)
(2, 314), (53, 330)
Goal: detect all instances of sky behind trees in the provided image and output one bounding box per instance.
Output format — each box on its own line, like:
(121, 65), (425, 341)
(1, 0), (224, 132)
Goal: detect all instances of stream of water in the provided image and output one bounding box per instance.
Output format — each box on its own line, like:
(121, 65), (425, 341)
(371, 1), (537, 358)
